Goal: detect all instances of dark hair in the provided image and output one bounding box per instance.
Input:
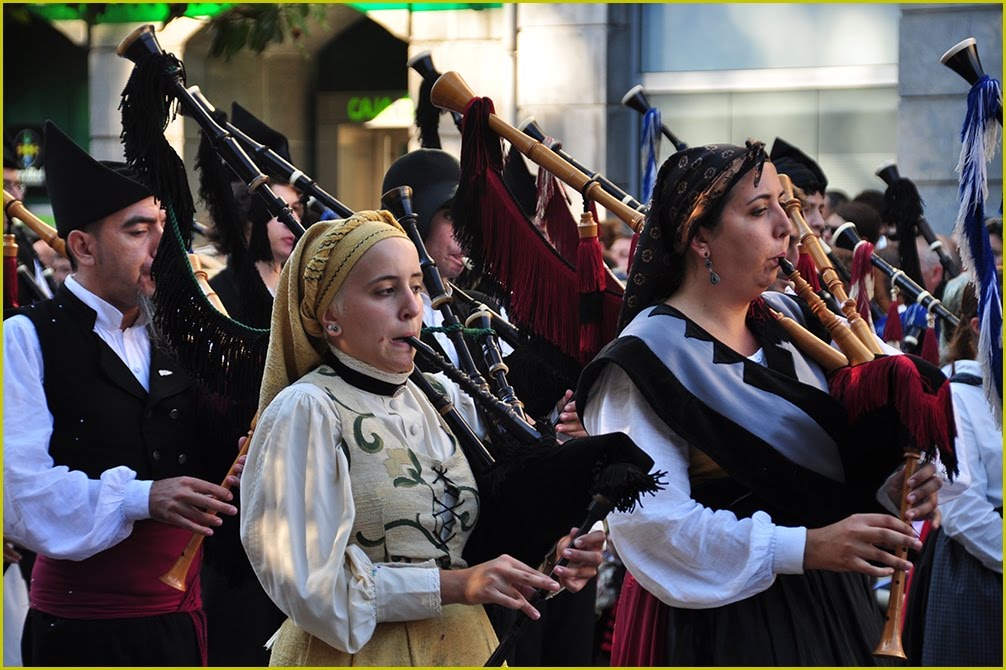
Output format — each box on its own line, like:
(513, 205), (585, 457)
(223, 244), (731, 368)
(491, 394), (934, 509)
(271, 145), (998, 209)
(986, 216), (1002, 239)
(852, 189), (885, 219)
(836, 201), (883, 244)
(946, 282), (978, 363)
(826, 190), (849, 212)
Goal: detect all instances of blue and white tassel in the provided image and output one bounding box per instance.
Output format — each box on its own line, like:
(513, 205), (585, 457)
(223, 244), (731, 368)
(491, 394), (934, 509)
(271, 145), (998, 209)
(640, 107), (662, 205)
(953, 73), (1003, 426)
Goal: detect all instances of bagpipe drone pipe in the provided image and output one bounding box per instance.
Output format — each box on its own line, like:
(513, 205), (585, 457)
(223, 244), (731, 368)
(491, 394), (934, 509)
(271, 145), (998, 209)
(771, 174), (961, 659)
(114, 25), (665, 594)
(941, 35), (1002, 427)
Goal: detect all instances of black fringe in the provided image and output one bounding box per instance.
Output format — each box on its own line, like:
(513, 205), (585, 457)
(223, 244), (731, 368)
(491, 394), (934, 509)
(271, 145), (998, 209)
(151, 207), (269, 428)
(119, 51), (197, 247)
(196, 109), (252, 258)
(592, 462), (667, 514)
(887, 178), (925, 298)
(416, 75), (442, 149)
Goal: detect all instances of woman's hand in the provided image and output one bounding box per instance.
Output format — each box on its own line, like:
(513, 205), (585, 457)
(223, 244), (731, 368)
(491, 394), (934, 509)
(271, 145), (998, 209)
(804, 513), (922, 576)
(885, 460), (941, 521)
(554, 390), (588, 439)
(440, 555), (561, 620)
(550, 527), (606, 592)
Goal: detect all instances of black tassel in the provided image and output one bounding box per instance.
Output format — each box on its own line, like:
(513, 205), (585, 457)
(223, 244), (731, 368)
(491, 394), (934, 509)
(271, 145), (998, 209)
(887, 178), (925, 297)
(150, 207), (269, 421)
(416, 75), (442, 149)
(119, 51), (197, 247)
(592, 462), (666, 514)
(196, 110), (252, 259)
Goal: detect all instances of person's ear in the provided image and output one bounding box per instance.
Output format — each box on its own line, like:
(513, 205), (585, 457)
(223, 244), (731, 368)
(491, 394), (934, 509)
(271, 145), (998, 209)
(66, 229), (97, 268)
(969, 316), (980, 338)
(320, 303), (342, 339)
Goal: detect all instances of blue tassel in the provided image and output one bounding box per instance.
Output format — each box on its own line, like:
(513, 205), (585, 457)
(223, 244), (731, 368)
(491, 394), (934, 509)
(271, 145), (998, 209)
(640, 107), (662, 205)
(954, 74), (1003, 426)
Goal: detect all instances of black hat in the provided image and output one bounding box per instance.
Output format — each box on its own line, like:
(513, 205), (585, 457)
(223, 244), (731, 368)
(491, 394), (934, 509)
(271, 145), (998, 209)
(769, 137), (828, 194)
(381, 149), (460, 240)
(231, 102), (292, 167)
(44, 121), (151, 239)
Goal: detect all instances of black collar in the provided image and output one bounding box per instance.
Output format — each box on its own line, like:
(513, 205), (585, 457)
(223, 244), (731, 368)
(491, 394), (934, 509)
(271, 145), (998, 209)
(324, 350), (405, 397)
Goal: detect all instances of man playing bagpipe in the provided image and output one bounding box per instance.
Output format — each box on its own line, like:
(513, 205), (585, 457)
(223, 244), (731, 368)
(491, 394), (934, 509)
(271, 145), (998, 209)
(2, 122), (242, 666)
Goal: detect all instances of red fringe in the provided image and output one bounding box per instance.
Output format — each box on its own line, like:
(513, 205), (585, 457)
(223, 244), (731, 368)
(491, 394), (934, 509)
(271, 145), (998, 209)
(920, 326), (940, 366)
(541, 179), (578, 263)
(829, 356), (957, 475)
(882, 300), (903, 344)
(797, 251), (822, 292)
(454, 97), (622, 360)
(3, 254), (19, 309)
(578, 234), (608, 363)
(850, 239), (875, 321)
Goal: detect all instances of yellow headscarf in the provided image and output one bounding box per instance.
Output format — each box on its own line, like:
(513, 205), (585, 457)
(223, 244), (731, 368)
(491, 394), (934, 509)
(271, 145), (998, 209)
(257, 210), (408, 413)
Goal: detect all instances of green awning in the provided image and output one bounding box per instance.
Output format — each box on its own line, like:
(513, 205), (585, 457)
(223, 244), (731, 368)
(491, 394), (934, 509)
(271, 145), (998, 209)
(24, 4), (235, 24)
(349, 3), (501, 12)
(24, 3), (501, 24)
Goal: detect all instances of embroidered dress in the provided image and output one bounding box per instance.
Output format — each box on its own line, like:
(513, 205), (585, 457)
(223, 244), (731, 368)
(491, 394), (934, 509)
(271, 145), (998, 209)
(579, 292), (890, 665)
(242, 351), (498, 666)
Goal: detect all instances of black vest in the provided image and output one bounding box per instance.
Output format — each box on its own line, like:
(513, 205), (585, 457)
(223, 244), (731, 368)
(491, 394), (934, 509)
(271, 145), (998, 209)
(18, 285), (207, 480)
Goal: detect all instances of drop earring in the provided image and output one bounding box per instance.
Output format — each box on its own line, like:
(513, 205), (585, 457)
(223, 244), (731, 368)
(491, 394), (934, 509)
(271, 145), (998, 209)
(704, 250), (720, 285)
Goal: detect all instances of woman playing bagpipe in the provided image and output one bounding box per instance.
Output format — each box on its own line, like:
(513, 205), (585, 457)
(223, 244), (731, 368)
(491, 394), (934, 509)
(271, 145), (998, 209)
(238, 211), (609, 665)
(575, 141), (964, 666)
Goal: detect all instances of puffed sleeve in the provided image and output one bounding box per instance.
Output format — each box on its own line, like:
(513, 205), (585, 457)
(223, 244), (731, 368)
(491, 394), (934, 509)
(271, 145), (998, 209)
(583, 364), (807, 610)
(240, 383), (442, 654)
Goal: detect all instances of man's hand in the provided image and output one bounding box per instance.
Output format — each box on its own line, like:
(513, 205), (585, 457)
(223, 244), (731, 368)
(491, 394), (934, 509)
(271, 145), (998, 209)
(149, 477), (238, 535)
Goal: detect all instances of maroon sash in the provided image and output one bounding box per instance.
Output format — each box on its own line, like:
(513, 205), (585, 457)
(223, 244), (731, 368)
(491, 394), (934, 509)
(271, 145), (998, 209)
(30, 520), (207, 664)
(610, 572), (667, 666)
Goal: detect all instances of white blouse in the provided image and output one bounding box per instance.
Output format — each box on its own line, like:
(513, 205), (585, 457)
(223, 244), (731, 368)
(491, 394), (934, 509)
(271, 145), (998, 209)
(239, 356), (484, 654)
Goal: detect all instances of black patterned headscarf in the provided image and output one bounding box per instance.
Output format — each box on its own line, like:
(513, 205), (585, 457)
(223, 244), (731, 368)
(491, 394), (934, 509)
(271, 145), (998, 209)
(619, 140), (768, 330)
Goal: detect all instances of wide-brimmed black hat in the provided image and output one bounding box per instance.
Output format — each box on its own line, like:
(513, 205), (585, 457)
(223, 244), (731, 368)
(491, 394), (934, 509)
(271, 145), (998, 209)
(44, 121), (151, 239)
(769, 137), (828, 194)
(381, 148), (460, 240)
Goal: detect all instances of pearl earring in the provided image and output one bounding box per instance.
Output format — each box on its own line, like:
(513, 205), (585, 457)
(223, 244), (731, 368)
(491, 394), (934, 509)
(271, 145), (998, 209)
(326, 324), (340, 333)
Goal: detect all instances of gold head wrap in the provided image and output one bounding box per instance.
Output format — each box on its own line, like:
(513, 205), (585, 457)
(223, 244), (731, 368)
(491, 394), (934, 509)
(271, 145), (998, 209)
(257, 210), (408, 412)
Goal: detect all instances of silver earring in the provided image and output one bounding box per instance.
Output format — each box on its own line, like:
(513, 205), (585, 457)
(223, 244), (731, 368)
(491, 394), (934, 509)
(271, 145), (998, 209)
(326, 323), (340, 333)
(704, 250), (720, 285)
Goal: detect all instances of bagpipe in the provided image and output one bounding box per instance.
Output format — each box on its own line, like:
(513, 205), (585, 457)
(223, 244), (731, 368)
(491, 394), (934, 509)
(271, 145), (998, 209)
(876, 161), (960, 281)
(770, 199), (960, 660)
(186, 86), (354, 220)
(832, 220), (959, 332)
(112, 26), (665, 602)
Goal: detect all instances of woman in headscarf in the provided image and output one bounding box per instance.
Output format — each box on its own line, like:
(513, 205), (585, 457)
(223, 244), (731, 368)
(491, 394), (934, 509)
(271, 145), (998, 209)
(576, 142), (946, 665)
(240, 211), (604, 665)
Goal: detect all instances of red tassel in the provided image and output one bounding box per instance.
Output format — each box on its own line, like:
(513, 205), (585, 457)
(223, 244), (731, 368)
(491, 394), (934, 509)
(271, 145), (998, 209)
(849, 239), (875, 321)
(4, 234), (19, 309)
(882, 300), (903, 344)
(829, 355), (958, 476)
(920, 325), (940, 366)
(797, 251), (822, 292)
(578, 212), (608, 363)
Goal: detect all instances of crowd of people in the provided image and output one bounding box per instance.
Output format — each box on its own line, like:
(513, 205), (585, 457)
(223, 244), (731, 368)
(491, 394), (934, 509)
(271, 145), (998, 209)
(2, 71), (1001, 669)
